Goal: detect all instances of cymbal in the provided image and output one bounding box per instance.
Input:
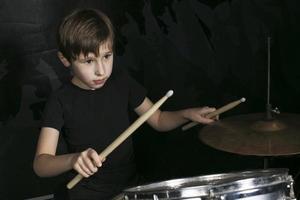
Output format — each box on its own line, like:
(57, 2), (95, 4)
(199, 113), (300, 156)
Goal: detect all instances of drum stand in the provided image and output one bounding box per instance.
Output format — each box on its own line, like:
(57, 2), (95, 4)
(264, 157), (269, 169)
(263, 156), (274, 169)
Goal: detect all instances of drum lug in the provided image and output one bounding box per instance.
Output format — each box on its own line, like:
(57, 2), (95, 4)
(153, 194), (159, 200)
(287, 179), (295, 199)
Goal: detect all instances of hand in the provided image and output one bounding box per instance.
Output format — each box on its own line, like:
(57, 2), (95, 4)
(71, 148), (106, 178)
(184, 106), (217, 124)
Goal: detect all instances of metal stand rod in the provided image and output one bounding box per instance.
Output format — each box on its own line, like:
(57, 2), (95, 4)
(263, 157), (269, 169)
(266, 36), (273, 120)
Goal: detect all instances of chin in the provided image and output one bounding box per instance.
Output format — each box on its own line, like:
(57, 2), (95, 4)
(91, 84), (105, 90)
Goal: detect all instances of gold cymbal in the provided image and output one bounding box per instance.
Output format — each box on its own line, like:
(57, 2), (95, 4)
(199, 113), (300, 156)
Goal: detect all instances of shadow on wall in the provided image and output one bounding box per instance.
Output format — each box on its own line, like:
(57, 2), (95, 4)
(0, 0), (70, 199)
(0, 0), (114, 198)
(113, 0), (300, 197)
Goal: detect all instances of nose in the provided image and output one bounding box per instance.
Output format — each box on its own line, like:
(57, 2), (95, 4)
(95, 62), (105, 76)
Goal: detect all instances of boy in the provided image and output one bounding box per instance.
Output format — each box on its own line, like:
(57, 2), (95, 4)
(33, 9), (216, 200)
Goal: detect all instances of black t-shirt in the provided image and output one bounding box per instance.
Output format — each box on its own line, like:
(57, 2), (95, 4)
(42, 66), (146, 199)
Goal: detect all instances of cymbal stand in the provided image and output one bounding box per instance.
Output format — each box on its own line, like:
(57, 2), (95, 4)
(265, 36), (280, 121)
(263, 37), (278, 170)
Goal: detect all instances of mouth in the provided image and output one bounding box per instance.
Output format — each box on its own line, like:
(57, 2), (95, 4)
(93, 79), (106, 85)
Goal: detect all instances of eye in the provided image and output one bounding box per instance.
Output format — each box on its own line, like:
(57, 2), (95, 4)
(85, 59), (94, 64)
(104, 53), (112, 60)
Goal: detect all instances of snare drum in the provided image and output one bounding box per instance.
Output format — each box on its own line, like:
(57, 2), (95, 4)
(119, 169), (295, 200)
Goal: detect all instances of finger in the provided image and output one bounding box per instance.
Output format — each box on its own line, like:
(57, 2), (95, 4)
(89, 150), (102, 168)
(82, 155), (98, 173)
(78, 157), (94, 175)
(200, 107), (216, 117)
(74, 163), (90, 178)
(204, 107), (216, 113)
(199, 116), (215, 124)
(210, 115), (219, 120)
(214, 115), (219, 120)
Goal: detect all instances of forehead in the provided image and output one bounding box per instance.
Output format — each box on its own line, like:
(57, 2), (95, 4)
(78, 40), (113, 58)
(99, 40), (113, 52)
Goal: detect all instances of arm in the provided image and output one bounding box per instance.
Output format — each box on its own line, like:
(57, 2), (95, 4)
(135, 97), (216, 132)
(33, 127), (103, 178)
(33, 127), (75, 177)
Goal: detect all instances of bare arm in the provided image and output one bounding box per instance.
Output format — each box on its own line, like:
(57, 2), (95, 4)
(135, 97), (216, 132)
(33, 127), (103, 178)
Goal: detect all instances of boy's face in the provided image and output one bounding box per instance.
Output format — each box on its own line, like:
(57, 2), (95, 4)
(60, 41), (113, 90)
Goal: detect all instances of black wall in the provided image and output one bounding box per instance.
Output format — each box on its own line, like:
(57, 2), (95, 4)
(1, 0), (300, 199)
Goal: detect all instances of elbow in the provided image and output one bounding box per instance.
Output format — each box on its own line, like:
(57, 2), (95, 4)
(33, 157), (43, 177)
(152, 125), (169, 132)
(151, 122), (171, 132)
(148, 111), (170, 132)
(33, 155), (48, 177)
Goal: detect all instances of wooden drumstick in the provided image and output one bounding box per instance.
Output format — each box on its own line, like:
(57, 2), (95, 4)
(182, 97), (246, 131)
(67, 90), (174, 189)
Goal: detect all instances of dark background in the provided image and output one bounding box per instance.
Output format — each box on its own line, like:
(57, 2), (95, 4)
(0, 0), (300, 199)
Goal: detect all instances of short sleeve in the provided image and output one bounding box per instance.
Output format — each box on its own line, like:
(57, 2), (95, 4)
(127, 74), (147, 109)
(41, 93), (64, 131)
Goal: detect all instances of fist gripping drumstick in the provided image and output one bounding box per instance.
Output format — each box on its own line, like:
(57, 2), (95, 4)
(67, 90), (174, 189)
(182, 98), (246, 131)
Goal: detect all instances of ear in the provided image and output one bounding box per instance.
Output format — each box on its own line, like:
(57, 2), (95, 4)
(57, 52), (71, 67)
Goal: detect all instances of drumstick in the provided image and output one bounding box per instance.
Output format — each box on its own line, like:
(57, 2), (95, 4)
(67, 90), (174, 189)
(182, 97), (246, 131)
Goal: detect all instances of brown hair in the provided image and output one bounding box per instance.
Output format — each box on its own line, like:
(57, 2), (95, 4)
(57, 9), (114, 61)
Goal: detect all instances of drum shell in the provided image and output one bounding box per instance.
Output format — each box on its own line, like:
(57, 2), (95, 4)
(120, 169), (296, 200)
(211, 173), (295, 200)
